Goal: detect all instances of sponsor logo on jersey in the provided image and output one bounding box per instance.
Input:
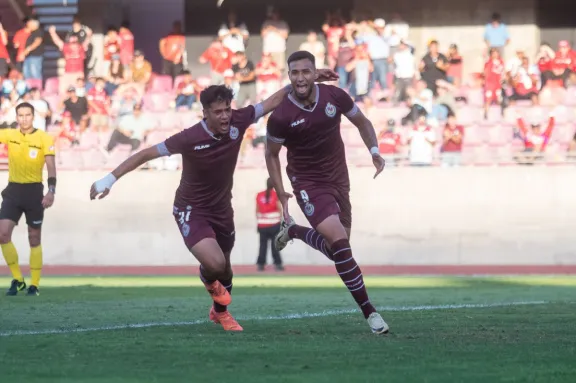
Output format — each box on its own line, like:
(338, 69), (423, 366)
(194, 144), (210, 150)
(181, 222), (190, 237)
(230, 126), (239, 140)
(291, 118), (305, 127)
(325, 102), (336, 118)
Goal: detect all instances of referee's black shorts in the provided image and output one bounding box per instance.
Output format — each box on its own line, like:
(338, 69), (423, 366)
(0, 183), (45, 228)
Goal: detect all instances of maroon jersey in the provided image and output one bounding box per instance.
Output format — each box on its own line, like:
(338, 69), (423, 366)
(158, 104), (263, 221)
(267, 84), (359, 190)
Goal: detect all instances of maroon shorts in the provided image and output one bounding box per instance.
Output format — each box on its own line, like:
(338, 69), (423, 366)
(293, 186), (352, 229)
(173, 206), (235, 254)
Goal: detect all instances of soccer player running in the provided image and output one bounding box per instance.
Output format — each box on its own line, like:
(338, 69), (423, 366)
(89, 69), (337, 331)
(0, 103), (57, 296)
(265, 51), (389, 334)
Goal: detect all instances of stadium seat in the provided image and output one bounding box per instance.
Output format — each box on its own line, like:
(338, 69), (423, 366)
(58, 148), (83, 170)
(149, 75), (173, 93)
(80, 149), (106, 170)
(195, 76), (211, 90)
(79, 131), (102, 149)
(44, 77), (59, 95)
(44, 94), (61, 112)
(173, 75), (187, 92)
(105, 147), (132, 169)
(25, 78), (42, 91)
(143, 93), (172, 112)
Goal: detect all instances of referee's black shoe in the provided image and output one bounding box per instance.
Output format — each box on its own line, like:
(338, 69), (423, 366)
(26, 285), (40, 296)
(6, 279), (26, 296)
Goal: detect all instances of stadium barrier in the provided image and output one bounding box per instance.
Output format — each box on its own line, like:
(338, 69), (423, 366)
(1, 166), (575, 267)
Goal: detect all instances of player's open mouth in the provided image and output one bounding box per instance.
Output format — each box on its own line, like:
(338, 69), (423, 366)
(296, 84), (308, 93)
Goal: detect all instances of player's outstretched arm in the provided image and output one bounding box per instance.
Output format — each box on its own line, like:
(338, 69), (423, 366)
(346, 108), (385, 179)
(89, 145), (164, 200)
(265, 137), (292, 221)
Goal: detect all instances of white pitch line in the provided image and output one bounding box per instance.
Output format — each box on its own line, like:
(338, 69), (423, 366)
(0, 300), (548, 337)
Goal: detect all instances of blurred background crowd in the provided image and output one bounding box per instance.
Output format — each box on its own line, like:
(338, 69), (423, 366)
(1, 0), (576, 170)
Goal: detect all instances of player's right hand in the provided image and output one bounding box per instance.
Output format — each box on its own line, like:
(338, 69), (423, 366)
(278, 192), (293, 222)
(90, 183), (110, 200)
(372, 155), (385, 179)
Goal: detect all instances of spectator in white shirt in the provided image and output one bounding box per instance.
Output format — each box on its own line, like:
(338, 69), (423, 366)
(506, 49), (525, 79)
(408, 115), (436, 166)
(105, 103), (153, 154)
(299, 31), (326, 69)
(218, 10), (249, 53)
(28, 87), (50, 131)
(392, 40), (415, 103)
(261, 9), (289, 72)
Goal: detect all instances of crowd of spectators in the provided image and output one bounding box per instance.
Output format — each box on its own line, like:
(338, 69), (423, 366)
(1, 8), (576, 168)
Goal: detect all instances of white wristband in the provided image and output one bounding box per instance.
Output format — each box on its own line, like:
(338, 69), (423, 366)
(94, 173), (117, 193)
(369, 146), (380, 156)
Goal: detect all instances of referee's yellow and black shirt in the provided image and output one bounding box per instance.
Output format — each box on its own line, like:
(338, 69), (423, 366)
(0, 128), (55, 183)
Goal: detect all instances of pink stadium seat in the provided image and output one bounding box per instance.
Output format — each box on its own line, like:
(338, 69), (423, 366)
(105, 147), (132, 169)
(487, 125), (513, 145)
(44, 94), (60, 112)
(551, 124), (575, 144)
(79, 131), (101, 149)
(463, 125), (485, 145)
(58, 148), (83, 170)
(466, 89), (484, 107)
(149, 75), (173, 93)
(80, 149), (106, 170)
(146, 130), (168, 144)
(44, 77), (59, 95)
(25, 78), (42, 91)
(173, 75), (187, 92)
(143, 93), (172, 112)
(195, 76), (211, 90)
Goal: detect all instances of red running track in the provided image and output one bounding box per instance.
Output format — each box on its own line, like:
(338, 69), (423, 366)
(1, 265), (576, 276)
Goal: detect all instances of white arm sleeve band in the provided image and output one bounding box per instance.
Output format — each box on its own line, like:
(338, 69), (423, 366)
(254, 103), (264, 122)
(344, 104), (360, 118)
(156, 142), (171, 157)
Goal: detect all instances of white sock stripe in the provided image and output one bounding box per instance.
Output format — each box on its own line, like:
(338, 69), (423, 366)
(343, 274), (363, 284)
(348, 283), (365, 292)
(332, 247), (351, 256)
(0, 301), (552, 337)
(338, 264), (358, 275)
(335, 256), (354, 265)
(314, 235), (321, 251)
(305, 229), (312, 244)
(222, 284), (232, 289)
(360, 300), (371, 306)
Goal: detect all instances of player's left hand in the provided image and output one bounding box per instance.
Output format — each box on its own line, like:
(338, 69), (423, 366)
(42, 192), (55, 209)
(372, 154), (385, 179)
(315, 69), (339, 83)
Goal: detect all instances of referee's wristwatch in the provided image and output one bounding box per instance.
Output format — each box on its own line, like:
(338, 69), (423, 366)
(48, 186), (56, 194)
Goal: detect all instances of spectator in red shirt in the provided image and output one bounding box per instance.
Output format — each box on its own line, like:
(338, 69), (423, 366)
(255, 178), (283, 271)
(12, 18), (31, 73)
(87, 77), (110, 132)
(118, 21), (134, 69)
(0, 22), (9, 77)
(102, 27), (121, 76)
(175, 70), (199, 110)
(322, 11), (345, 70)
(536, 43), (556, 87)
(446, 44), (463, 87)
(515, 111), (555, 164)
(483, 48), (505, 119)
(255, 53), (281, 100)
(55, 111), (79, 150)
(49, 25), (90, 96)
(199, 39), (234, 86)
(159, 21), (186, 79)
(378, 119), (401, 167)
(510, 57), (539, 105)
(441, 114), (464, 167)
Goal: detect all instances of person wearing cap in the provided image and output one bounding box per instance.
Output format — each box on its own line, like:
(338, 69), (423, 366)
(199, 39), (234, 86)
(159, 21), (186, 79)
(419, 40), (448, 95)
(377, 119), (401, 167)
(49, 25), (90, 96)
(483, 13), (509, 58)
(552, 40), (576, 82)
(62, 86), (88, 131)
(232, 51), (257, 107)
(128, 50), (152, 97)
(102, 27), (121, 77)
(105, 103), (153, 154)
(218, 10), (249, 54)
(447, 44), (463, 87)
(514, 110), (555, 164)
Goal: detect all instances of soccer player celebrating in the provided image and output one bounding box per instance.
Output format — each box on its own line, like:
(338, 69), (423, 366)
(0, 103), (57, 296)
(89, 69), (337, 331)
(265, 51), (389, 334)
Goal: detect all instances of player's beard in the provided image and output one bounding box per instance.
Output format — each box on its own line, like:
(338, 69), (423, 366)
(293, 81), (314, 101)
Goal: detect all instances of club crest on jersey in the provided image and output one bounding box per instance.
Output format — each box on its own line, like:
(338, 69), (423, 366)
(181, 222), (190, 237)
(230, 126), (239, 140)
(304, 202), (315, 216)
(29, 149), (38, 159)
(325, 102), (336, 118)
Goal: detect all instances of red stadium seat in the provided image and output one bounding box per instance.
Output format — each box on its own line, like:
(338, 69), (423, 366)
(44, 77), (59, 95)
(149, 75), (173, 93)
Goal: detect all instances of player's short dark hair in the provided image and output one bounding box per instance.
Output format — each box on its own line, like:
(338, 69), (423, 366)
(16, 102), (35, 115)
(200, 85), (234, 109)
(287, 50), (316, 68)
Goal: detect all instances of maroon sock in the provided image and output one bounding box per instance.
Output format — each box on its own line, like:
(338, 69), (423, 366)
(213, 277), (233, 313)
(288, 225), (333, 260)
(330, 238), (376, 319)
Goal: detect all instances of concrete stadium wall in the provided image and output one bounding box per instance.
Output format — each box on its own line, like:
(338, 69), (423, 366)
(1, 167), (575, 266)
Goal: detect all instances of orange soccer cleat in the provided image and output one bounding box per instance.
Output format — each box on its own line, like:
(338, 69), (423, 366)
(209, 307), (244, 331)
(203, 280), (232, 306)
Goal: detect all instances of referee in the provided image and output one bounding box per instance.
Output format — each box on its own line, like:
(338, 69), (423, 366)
(0, 102), (56, 296)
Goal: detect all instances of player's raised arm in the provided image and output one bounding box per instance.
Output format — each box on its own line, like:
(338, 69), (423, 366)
(264, 114), (292, 221)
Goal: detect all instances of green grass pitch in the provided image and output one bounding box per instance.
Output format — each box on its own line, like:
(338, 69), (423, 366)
(1, 276), (575, 383)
